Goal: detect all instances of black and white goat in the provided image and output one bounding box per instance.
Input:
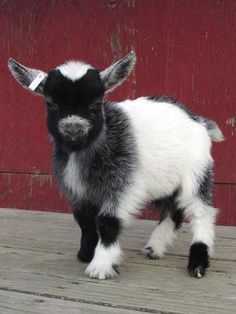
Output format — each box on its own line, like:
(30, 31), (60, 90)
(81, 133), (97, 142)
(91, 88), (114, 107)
(8, 51), (224, 279)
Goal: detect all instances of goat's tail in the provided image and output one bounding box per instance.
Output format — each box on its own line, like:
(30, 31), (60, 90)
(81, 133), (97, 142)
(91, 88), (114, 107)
(197, 116), (224, 142)
(203, 119), (224, 142)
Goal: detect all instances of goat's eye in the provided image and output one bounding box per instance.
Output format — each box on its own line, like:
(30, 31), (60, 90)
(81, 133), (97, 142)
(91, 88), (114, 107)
(89, 105), (100, 117)
(89, 101), (101, 110)
(46, 102), (59, 112)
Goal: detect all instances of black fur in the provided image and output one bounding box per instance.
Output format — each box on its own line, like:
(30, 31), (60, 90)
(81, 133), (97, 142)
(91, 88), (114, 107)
(96, 216), (121, 247)
(154, 191), (184, 231)
(44, 69), (105, 151)
(53, 102), (137, 211)
(198, 165), (213, 205)
(43, 67), (137, 215)
(73, 202), (99, 262)
(188, 242), (209, 277)
(50, 100), (136, 262)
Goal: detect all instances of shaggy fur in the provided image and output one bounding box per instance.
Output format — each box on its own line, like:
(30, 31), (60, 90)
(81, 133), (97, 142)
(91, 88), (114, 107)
(8, 51), (223, 279)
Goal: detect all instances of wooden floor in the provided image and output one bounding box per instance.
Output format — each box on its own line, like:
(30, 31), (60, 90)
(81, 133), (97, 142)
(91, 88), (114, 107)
(0, 209), (235, 314)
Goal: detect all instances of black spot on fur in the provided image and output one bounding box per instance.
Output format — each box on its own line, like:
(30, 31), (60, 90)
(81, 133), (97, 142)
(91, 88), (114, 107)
(73, 202), (99, 263)
(170, 209), (184, 230)
(188, 242), (209, 278)
(148, 95), (178, 104)
(96, 215), (121, 247)
(198, 165), (213, 205)
(154, 191), (184, 230)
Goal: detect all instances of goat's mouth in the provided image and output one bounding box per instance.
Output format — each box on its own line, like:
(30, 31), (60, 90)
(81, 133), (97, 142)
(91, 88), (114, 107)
(62, 136), (87, 151)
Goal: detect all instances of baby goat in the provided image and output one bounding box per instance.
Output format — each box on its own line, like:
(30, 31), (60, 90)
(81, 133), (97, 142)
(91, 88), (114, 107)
(8, 52), (224, 279)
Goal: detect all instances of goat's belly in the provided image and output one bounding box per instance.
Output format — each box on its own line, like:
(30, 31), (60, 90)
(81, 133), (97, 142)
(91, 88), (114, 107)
(138, 164), (181, 199)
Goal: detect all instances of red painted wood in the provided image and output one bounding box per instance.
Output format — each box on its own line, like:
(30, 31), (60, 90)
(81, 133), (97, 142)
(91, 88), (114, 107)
(0, 173), (70, 213)
(0, 1), (235, 224)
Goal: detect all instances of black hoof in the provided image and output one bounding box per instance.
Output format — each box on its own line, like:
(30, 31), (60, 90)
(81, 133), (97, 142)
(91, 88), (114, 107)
(188, 265), (206, 278)
(77, 249), (94, 263)
(144, 247), (160, 260)
(77, 234), (98, 263)
(112, 264), (120, 274)
(188, 242), (209, 279)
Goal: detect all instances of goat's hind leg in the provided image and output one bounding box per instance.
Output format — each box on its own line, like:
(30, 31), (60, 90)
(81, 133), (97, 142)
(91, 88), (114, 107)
(144, 193), (184, 259)
(182, 168), (217, 278)
(184, 196), (217, 278)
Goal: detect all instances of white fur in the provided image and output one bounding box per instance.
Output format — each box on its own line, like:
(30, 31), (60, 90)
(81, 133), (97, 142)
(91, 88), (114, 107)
(144, 215), (177, 258)
(114, 98), (216, 257)
(85, 241), (122, 279)
(183, 197), (217, 256)
(64, 97), (217, 278)
(63, 152), (85, 199)
(116, 98), (212, 216)
(57, 61), (93, 81)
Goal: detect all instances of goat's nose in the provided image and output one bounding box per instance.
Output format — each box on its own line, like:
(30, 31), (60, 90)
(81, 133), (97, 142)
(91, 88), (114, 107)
(65, 124), (81, 139)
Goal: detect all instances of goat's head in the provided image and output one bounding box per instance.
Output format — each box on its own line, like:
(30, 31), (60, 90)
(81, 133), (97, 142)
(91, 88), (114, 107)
(8, 52), (136, 151)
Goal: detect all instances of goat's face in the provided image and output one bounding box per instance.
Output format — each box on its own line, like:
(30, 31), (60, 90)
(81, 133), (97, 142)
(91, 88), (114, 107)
(44, 63), (105, 150)
(8, 52), (136, 151)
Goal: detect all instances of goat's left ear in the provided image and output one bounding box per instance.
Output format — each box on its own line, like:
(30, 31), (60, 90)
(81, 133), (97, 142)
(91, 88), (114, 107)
(100, 51), (136, 93)
(8, 58), (47, 95)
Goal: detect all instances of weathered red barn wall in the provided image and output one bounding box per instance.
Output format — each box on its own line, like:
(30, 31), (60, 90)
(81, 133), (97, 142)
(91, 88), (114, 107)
(0, 0), (235, 225)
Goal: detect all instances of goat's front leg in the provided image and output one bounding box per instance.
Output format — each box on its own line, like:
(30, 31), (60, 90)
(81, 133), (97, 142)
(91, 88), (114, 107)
(85, 215), (122, 279)
(74, 202), (99, 263)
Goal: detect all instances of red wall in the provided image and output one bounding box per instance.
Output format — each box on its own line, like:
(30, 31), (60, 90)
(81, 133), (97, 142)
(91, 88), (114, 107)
(0, 0), (235, 225)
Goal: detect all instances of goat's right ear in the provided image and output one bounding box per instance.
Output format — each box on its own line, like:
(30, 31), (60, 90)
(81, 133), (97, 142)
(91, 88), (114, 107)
(8, 58), (47, 95)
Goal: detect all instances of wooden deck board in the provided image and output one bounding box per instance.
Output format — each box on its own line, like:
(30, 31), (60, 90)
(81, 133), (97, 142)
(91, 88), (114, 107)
(0, 209), (235, 314)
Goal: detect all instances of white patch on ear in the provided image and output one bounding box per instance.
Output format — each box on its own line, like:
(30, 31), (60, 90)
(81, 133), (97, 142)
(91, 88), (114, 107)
(100, 51), (136, 93)
(57, 61), (94, 81)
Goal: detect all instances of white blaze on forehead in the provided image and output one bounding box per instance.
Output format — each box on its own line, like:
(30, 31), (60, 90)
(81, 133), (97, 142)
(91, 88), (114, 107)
(57, 61), (94, 81)
(59, 115), (91, 134)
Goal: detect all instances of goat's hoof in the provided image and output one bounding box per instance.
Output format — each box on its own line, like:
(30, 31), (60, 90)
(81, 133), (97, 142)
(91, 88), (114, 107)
(143, 247), (160, 260)
(188, 242), (209, 278)
(77, 250), (94, 263)
(112, 264), (120, 274)
(85, 262), (119, 280)
(188, 265), (206, 278)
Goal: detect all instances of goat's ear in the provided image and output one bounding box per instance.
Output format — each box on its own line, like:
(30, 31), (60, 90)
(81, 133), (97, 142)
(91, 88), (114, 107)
(8, 58), (47, 95)
(100, 51), (136, 93)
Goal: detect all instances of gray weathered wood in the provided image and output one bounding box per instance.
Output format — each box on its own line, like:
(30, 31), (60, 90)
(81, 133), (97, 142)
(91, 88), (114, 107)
(0, 289), (146, 314)
(0, 208), (235, 314)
